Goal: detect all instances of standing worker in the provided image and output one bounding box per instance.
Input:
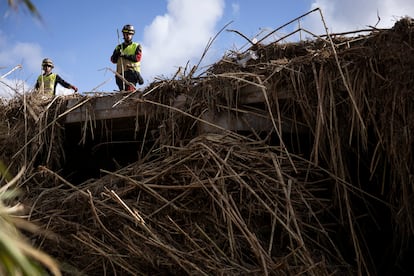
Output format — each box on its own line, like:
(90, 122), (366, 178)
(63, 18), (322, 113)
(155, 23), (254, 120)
(110, 24), (144, 92)
(35, 58), (78, 97)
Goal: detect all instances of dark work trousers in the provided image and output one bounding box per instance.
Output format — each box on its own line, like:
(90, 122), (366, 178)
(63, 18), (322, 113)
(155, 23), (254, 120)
(116, 70), (144, 91)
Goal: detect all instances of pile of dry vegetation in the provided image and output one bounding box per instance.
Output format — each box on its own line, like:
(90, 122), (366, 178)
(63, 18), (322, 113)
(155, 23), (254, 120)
(1, 16), (414, 275)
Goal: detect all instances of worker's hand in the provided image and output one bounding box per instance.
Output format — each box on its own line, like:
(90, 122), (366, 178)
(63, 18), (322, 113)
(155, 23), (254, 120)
(71, 86), (78, 93)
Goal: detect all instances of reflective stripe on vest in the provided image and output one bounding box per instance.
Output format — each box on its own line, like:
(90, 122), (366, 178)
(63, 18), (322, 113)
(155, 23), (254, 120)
(116, 42), (141, 74)
(37, 73), (56, 95)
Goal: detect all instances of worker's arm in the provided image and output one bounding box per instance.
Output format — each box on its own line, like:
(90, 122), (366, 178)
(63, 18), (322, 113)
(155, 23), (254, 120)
(110, 45), (122, 63)
(56, 74), (78, 92)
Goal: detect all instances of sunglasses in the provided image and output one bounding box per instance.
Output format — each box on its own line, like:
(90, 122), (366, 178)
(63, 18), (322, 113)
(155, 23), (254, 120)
(43, 65), (52, 68)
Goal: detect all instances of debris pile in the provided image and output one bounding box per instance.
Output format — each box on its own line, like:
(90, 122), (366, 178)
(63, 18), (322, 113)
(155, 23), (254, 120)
(1, 17), (414, 275)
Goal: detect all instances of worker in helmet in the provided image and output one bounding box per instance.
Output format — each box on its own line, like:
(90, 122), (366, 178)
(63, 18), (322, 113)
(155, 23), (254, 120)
(110, 24), (144, 92)
(35, 58), (78, 96)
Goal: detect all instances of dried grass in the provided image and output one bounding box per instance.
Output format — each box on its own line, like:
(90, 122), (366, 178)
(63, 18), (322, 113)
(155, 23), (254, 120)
(1, 16), (414, 275)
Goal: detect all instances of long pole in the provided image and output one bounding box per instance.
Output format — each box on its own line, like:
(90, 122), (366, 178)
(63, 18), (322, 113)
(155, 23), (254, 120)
(117, 29), (125, 91)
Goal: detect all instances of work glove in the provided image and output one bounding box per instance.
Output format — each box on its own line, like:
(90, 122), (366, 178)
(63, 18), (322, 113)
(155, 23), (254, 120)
(71, 86), (78, 92)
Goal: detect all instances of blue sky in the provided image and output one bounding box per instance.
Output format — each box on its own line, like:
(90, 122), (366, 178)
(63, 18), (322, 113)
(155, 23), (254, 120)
(1, 0), (413, 97)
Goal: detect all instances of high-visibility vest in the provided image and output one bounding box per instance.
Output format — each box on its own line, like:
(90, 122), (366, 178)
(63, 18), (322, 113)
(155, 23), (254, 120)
(116, 42), (141, 74)
(37, 73), (57, 95)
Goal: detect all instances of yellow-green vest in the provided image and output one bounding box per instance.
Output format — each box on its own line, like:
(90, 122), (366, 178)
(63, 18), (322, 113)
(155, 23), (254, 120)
(116, 42), (141, 74)
(37, 73), (56, 95)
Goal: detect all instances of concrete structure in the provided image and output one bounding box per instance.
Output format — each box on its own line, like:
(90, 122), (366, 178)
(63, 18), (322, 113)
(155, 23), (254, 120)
(65, 84), (296, 133)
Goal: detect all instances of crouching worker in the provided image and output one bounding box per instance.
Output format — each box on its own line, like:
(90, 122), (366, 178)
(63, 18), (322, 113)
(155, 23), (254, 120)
(35, 58), (78, 99)
(110, 24), (144, 92)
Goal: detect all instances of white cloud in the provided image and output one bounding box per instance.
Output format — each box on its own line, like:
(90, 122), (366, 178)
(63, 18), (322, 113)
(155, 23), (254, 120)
(56, 86), (74, 96)
(231, 3), (240, 16)
(0, 32), (75, 98)
(141, 0), (225, 81)
(0, 39), (42, 73)
(302, 0), (414, 36)
(0, 77), (29, 99)
(0, 32), (43, 98)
